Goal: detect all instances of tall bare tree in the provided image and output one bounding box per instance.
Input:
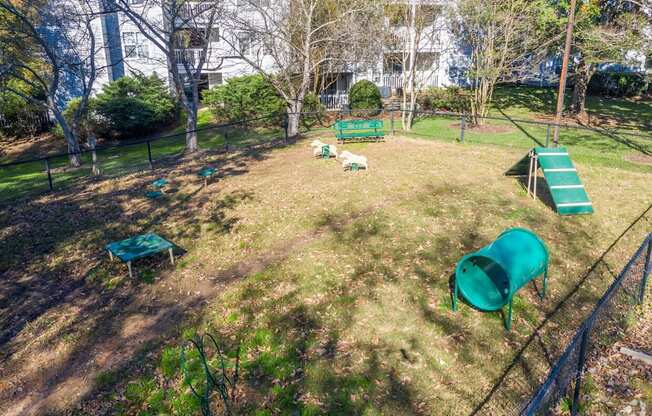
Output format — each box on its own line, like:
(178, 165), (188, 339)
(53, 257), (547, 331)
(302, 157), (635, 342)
(112, 0), (223, 152)
(385, 0), (451, 130)
(219, 0), (382, 138)
(0, 0), (104, 166)
(452, 0), (556, 125)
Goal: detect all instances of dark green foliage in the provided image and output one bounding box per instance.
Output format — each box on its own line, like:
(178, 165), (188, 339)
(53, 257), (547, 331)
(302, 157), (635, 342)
(587, 72), (649, 98)
(348, 80), (382, 115)
(0, 82), (49, 138)
(203, 75), (286, 127)
(417, 86), (470, 113)
(91, 75), (178, 139)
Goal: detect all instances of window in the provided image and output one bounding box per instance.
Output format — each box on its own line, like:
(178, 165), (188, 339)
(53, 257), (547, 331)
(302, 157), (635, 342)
(208, 73), (223, 88)
(128, 0), (144, 5)
(238, 33), (253, 55)
(123, 32), (149, 59)
(208, 27), (220, 43)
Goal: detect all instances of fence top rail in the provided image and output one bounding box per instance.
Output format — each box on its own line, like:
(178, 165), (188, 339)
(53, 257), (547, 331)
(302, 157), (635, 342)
(521, 233), (652, 415)
(0, 113), (283, 169)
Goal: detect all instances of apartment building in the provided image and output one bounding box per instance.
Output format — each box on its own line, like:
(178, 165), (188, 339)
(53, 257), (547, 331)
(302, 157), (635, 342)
(83, 0), (652, 109)
(87, 0), (465, 109)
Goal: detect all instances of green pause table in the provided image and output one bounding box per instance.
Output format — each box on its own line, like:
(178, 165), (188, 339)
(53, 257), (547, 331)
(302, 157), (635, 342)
(529, 147), (593, 216)
(106, 233), (175, 277)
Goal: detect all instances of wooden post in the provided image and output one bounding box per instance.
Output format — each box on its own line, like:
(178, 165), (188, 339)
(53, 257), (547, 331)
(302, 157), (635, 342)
(390, 110), (395, 136)
(169, 247), (175, 265)
(460, 115), (466, 143)
(147, 140), (153, 170)
(44, 158), (53, 191)
(127, 261), (133, 278)
(224, 130), (229, 152)
(553, 0), (579, 146)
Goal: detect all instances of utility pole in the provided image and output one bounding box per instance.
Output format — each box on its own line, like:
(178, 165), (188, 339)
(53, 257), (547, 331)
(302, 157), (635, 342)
(553, 0), (578, 146)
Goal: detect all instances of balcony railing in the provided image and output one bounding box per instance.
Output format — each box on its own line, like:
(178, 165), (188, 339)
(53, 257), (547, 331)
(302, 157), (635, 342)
(174, 49), (206, 67)
(319, 94), (348, 110)
(380, 73), (439, 89)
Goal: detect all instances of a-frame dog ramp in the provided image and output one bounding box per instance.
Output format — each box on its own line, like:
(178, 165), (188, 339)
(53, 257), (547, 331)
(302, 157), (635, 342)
(506, 147), (594, 216)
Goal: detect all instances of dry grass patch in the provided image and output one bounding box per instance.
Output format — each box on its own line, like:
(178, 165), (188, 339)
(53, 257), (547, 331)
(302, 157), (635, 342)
(0, 136), (650, 415)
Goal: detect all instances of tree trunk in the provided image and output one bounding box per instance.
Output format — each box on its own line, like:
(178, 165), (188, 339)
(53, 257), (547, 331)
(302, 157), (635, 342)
(570, 60), (593, 120)
(185, 84), (199, 152)
(287, 100), (302, 138)
(51, 105), (81, 167)
(186, 107), (198, 152)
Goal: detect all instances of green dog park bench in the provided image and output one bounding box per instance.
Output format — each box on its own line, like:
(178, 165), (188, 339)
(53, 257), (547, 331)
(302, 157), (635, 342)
(106, 233), (176, 278)
(334, 119), (384, 143)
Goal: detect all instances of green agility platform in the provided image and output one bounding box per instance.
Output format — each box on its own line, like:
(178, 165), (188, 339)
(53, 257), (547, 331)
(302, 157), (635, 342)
(506, 147), (593, 216)
(152, 178), (169, 188)
(106, 233), (175, 278)
(198, 167), (217, 187)
(453, 228), (549, 330)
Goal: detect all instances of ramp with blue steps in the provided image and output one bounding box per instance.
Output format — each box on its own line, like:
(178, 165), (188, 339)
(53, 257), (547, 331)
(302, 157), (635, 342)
(506, 147), (594, 216)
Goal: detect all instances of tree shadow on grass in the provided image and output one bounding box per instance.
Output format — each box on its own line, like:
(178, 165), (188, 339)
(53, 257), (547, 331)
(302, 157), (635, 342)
(0, 140), (286, 414)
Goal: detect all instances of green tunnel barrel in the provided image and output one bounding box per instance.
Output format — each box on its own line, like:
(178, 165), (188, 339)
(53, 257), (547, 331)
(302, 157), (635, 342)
(453, 228), (549, 330)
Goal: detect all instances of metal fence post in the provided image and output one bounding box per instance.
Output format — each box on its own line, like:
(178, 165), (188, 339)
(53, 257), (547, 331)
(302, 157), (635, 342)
(224, 130), (229, 152)
(571, 327), (591, 416)
(546, 124), (551, 147)
(284, 113), (289, 143)
(639, 237), (652, 304)
(147, 140), (153, 170)
(460, 115), (466, 143)
(44, 158), (53, 191)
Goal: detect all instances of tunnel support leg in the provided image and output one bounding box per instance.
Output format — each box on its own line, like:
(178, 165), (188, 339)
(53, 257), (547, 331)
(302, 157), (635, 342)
(505, 297), (513, 331)
(542, 266), (548, 299)
(452, 278), (458, 312)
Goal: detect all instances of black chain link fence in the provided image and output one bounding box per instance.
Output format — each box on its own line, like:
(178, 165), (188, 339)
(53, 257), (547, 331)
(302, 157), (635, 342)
(521, 233), (651, 415)
(0, 114), (288, 203)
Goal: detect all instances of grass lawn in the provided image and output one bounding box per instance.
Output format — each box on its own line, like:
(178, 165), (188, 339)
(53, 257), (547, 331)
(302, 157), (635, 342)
(1, 86), (652, 202)
(1, 133), (650, 415)
(0, 108), (283, 202)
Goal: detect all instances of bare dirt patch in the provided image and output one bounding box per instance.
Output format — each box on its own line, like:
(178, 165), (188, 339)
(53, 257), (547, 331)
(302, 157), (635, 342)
(625, 153), (652, 166)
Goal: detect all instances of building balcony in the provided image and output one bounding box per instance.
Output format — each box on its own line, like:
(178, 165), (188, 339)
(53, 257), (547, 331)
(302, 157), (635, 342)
(174, 48), (206, 67)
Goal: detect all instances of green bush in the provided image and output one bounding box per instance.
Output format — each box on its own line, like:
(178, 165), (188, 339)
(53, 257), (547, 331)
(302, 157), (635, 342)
(91, 75), (178, 139)
(348, 80), (382, 115)
(203, 75), (286, 126)
(417, 86), (470, 113)
(587, 72), (649, 98)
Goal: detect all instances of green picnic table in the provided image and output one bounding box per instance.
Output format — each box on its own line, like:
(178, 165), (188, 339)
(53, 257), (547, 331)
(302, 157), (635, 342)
(106, 233), (176, 278)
